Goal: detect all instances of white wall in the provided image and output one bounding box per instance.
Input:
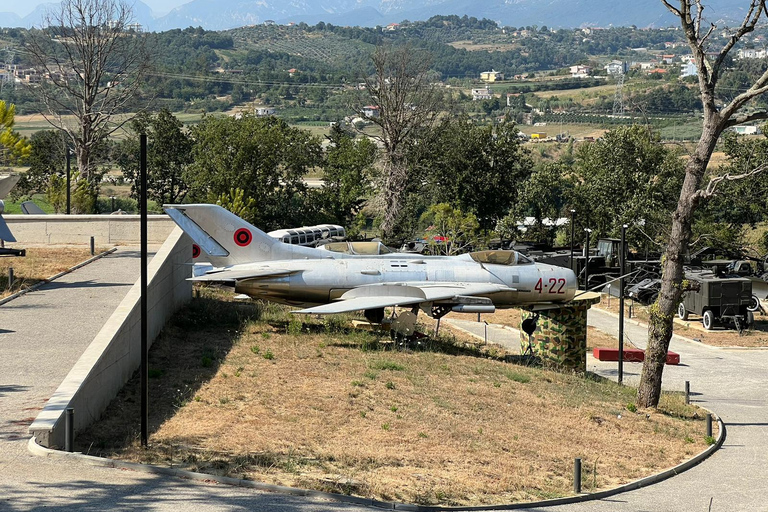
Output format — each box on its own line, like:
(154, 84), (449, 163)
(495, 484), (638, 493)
(5, 215), (176, 245)
(29, 227), (193, 448)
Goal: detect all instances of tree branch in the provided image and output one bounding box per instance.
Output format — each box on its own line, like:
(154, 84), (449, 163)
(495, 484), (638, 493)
(694, 163), (768, 199)
(723, 111), (768, 129)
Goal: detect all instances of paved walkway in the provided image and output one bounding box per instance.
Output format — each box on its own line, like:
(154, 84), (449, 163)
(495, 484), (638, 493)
(2, 256), (767, 512)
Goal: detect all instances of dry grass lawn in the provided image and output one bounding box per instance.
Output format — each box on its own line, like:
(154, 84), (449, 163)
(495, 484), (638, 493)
(0, 246), (105, 298)
(79, 289), (715, 507)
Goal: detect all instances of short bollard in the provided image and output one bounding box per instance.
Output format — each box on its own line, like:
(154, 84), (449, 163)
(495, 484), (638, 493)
(574, 458), (582, 493)
(65, 407), (74, 452)
(685, 381), (690, 404)
(706, 413), (713, 438)
(7, 267), (13, 289)
(90, 236), (95, 256)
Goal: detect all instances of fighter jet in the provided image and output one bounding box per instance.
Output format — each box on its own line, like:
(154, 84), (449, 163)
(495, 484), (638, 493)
(165, 204), (578, 324)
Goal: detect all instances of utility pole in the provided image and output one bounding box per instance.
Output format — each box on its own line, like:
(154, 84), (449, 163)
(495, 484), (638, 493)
(612, 72), (625, 117)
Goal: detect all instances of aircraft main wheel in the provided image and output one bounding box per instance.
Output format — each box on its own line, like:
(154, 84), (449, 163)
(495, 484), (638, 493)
(748, 295), (761, 312)
(678, 302), (689, 320)
(702, 310), (715, 330)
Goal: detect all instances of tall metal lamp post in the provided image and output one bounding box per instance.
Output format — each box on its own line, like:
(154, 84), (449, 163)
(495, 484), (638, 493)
(140, 133), (148, 447)
(569, 209), (576, 272)
(618, 224), (627, 384)
(583, 228), (592, 291)
(66, 149), (71, 215)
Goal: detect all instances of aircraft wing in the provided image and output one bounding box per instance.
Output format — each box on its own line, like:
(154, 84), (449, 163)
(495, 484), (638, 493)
(294, 282), (514, 315)
(190, 268), (297, 283)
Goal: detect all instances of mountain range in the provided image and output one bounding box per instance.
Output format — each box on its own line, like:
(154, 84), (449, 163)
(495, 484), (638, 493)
(0, 0), (748, 32)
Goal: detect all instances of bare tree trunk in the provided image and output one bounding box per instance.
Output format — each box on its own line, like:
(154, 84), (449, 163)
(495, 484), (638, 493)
(638, 0), (768, 408)
(638, 115), (721, 407)
(379, 155), (407, 239)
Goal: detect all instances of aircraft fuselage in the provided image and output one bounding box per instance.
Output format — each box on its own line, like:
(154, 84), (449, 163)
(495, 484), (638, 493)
(233, 254), (576, 308)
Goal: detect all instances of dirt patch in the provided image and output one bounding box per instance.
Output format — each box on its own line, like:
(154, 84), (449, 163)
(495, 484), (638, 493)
(594, 294), (768, 348)
(0, 246), (107, 298)
(79, 290), (714, 507)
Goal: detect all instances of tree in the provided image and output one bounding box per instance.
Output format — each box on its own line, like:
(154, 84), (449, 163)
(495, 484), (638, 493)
(358, 44), (444, 240)
(116, 109), (192, 205)
(418, 117), (534, 231)
(514, 162), (572, 244)
(568, 125), (684, 244)
(321, 124), (378, 226)
(17, 130), (65, 196)
(0, 101), (30, 166)
(185, 114), (322, 230)
(639, 1), (768, 408)
(420, 203), (481, 256)
(24, 0), (151, 190)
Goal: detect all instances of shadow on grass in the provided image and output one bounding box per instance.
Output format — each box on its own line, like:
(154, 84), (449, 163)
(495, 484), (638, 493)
(77, 294), (530, 457)
(76, 291), (263, 455)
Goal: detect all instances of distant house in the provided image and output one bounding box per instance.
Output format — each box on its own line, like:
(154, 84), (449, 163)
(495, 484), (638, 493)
(385, 23), (399, 31)
(362, 105), (380, 118)
(471, 86), (492, 101)
(731, 125), (762, 135)
(287, 68), (298, 77)
(648, 68), (669, 76)
(680, 59), (698, 78)
(738, 48), (768, 59)
(263, 20), (275, 25)
(480, 69), (504, 82)
(604, 60), (627, 75)
(255, 106), (276, 117)
(569, 65), (592, 78)
(633, 61), (656, 70)
(661, 54), (676, 64)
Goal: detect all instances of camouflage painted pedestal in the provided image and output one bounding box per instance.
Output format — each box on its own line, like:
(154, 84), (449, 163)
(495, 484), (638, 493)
(519, 293), (601, 372)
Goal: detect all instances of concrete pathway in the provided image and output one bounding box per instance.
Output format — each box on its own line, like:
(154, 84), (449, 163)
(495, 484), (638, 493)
(2, 254), (767, 512)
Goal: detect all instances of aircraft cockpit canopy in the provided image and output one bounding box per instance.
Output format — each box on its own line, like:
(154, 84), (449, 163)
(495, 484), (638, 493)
(319, 241), (392, 255)
(469, 250), (533, 266)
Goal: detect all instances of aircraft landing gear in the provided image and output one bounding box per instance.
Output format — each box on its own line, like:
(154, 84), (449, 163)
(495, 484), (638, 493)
(364, 307), (385, 324)
(431, 305), (452, 336)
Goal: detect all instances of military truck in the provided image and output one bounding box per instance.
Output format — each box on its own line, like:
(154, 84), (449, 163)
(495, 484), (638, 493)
(700, 259), (768, 312)
(677, 273), (754, 331)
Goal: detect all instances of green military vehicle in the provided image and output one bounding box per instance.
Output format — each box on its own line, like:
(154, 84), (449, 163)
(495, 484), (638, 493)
(677, 273), (754, 331)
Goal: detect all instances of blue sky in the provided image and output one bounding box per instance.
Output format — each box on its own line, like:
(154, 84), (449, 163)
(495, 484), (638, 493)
(0, 0), (188, 18)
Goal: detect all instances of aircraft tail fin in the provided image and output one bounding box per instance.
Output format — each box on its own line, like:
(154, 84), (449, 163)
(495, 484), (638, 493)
(164, 204), (308, 266)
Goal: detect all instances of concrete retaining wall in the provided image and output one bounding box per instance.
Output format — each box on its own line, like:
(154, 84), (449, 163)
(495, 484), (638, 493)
(5, 214), (176, 245)
(29, 227), (193, 448)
